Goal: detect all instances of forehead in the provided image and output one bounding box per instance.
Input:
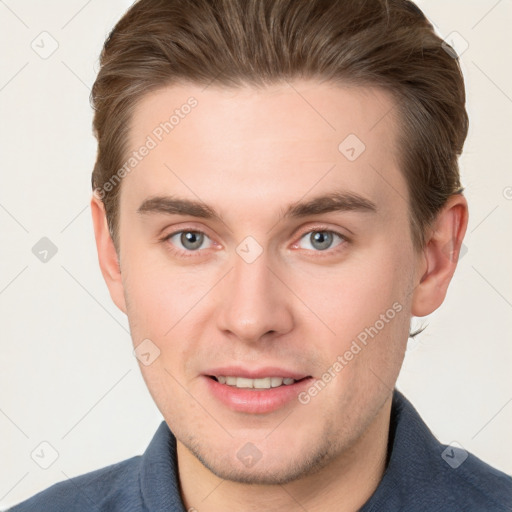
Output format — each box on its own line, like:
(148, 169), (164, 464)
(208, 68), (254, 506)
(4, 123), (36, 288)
(123, 80), (407, 223)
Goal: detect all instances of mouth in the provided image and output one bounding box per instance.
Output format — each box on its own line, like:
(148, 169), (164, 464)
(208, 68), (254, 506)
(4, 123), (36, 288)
(208, 375), (310, 389)
(202, 370), (314, 414)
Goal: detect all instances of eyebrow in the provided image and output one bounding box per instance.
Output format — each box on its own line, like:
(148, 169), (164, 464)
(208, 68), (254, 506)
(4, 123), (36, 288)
(137, 191), (377, 222)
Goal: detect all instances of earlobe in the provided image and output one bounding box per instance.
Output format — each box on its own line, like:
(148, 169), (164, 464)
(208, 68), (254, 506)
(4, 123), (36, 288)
(90, 193), (127, 314)
(411, 194), (469, 317)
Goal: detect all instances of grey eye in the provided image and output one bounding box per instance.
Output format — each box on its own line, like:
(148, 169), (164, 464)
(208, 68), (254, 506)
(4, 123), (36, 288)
(298, 231), (344, 252)
(309, 232), (334, 251)
(179, 231), (205, 250)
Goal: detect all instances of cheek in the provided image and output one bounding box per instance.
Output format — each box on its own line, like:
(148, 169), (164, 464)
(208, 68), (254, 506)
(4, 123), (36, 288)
(121, 247), (222, 387)
(299, 246), (412, 385)
(305, 251), (407, 336)
(121, 238), (206, 335)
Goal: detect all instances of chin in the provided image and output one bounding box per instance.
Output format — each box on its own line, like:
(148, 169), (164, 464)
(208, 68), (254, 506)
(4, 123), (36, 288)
(184, 433), (336, 485)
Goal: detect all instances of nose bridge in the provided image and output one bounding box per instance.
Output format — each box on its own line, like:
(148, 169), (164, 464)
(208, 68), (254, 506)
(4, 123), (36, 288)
(216, 243), (294, 342)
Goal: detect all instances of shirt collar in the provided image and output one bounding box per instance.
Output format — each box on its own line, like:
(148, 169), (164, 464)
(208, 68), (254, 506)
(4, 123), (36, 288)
(360, 389), (438, 510)
(139, 419), (186, 512)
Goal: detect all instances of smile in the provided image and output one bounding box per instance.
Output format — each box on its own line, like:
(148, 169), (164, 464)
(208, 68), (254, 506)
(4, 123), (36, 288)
(210, 376), (303, 389)
(204, 373), (314, 414)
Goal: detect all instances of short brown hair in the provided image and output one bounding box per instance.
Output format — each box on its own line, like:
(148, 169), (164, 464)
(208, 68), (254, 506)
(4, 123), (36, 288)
(91, 0), (468, 253)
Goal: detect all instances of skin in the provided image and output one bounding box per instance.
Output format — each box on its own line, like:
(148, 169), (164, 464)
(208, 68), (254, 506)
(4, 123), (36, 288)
(91, 80), (468, 511)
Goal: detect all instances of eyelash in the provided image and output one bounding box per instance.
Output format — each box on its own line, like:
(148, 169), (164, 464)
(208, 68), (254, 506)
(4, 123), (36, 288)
(160, 226), (349, 259)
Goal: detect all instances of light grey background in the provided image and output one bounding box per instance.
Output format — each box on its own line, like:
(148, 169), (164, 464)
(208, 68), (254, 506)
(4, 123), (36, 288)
(1, 0), (511, 509)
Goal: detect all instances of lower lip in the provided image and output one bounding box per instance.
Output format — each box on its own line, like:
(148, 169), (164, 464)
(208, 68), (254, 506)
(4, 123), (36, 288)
(203, 376), (314, 414)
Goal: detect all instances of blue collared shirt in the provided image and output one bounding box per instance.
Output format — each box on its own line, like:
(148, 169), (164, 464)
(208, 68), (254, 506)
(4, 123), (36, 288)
(8, 390), (512, 511)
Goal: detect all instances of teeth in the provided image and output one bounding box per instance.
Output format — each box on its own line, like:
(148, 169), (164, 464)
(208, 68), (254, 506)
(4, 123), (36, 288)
(254, 377), (271, 389)
(215, 376), (298, 389)
(271, 377), (283, 387)
(237, 377), (254, 388)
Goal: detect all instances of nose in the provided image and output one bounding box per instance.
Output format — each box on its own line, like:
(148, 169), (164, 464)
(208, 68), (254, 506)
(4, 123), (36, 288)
(215, 248), (294, 344)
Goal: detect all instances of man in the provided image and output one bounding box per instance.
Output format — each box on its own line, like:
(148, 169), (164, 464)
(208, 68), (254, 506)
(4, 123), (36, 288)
(9, 0), (512, 510)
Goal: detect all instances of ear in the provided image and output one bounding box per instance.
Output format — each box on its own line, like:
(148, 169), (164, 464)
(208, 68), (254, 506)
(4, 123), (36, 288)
(411, 194), (469, 317)
(90, 192), (127, 314)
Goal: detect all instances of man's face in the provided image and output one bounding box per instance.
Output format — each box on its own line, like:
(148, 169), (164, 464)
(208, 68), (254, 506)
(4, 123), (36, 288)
(113, 80), (422, 483)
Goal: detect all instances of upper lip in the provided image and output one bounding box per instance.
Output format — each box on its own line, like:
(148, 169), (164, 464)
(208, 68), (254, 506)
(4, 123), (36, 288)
(204, 366), (310, 380)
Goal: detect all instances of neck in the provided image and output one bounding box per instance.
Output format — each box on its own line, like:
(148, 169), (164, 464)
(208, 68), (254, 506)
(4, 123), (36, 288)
(177, 396), (392, 512)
